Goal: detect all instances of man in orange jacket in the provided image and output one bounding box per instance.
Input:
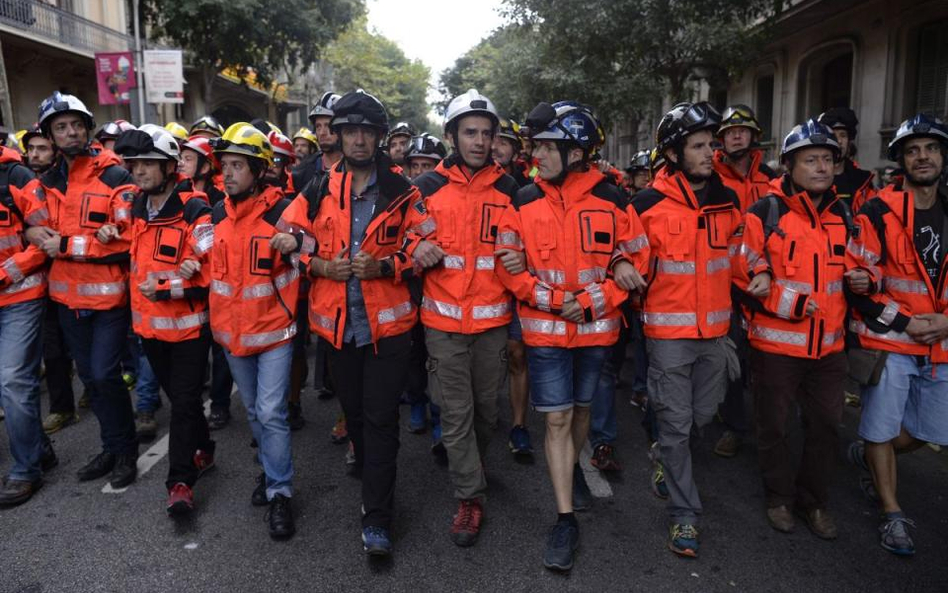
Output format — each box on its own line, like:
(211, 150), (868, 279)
(496, 100), (648, 571)
(113, 125), (216, 516)
(403, 89), (520, 548)
(208, 123), (299, 540)
(733, 119), (853, 541)
(0, 145), (58, 507)
(845, 114), (948, 556)
(818, 107), (875, 212)
(632, 102), (742, 558)
(711, 105), (779, 459)
(26, 92), (139, 489)
(275, 90), (421, 557)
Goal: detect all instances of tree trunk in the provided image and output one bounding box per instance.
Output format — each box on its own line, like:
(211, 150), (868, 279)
(202, 63), (216, 115)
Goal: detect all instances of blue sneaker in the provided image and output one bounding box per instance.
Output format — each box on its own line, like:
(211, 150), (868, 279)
(431, 421), (446, 457)
(668, 523), (699, 558)
(879, 515), (916, 556)
(362, 526), (392, 557)
(543, 520), (579, 571)
(508, 424), (533, 456)
(409, 402), (427, 434)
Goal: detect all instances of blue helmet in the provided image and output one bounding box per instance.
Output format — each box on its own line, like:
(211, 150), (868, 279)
(780, 119), (840, 162)
(526, 101), (604, 152)
(886, 113), (948, 162)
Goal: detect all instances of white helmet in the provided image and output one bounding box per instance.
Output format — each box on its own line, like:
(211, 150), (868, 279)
(38, 91), (95, 134)
(114, 123), (181, 162)
(443, 89), (499, 134)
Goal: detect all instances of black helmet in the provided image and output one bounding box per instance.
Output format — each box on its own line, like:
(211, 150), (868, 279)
(190, 115), (224, 137)
(887, 113), (948, 162)
(386, 122), (415, 144)
(655, 102), (721, 154)
(309, 91), (340, 122)
(406, 133), (447, 162)
(330, 90), (389, 135)
(817, 107), (859, 139)
(625, 149), (650, 173)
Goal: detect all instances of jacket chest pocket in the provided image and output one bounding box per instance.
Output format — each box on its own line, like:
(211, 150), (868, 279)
(781, 234), (805, 277)
(480, 203), (505, 245)
(0, 206), (14, 228)
(316, 216), (335, 257)
(535, 217), (556, 260)
(80, 192), (110, 229)
(896, 235), (917, 271)
(431, 201), (456, 247)
(578, 209), (615, 255)
(152, 227), (184, 265)
(705, 212), (732, 250)
(663, 216), (691, 261)
(825, 224), (848, 265)
(211, 238), (228, 277)
(374, 212), (401, 247)
(249, 235), (275, 276)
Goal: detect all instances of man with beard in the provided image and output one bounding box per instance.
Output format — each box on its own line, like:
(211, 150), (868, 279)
(386, 122), (415, 169)
(818, 107), (875, 211)
(845, 114), (948, 556)
(292, 91), (343, 192)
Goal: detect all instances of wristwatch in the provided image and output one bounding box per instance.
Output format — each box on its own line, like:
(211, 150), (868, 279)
(379, 257), (394, 278)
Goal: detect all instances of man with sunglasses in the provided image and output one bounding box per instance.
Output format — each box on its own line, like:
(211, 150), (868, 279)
(632, 101), (743, 558)
(733, 120), (854, 542)
(24, 92), (140, 489)
(711, 105), (779, 459)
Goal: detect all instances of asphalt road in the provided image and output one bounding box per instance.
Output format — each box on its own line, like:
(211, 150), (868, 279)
(1, 353), (946, 593)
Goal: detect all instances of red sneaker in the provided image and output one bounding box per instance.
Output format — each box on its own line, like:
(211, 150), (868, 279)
(590, 444), (622, 472)
(167, 482), (194, 515)
(450, 499), (483, 547)
(193, 449), (215, 477)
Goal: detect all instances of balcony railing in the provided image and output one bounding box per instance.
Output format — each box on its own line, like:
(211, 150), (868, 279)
(0, 0), (132, 55)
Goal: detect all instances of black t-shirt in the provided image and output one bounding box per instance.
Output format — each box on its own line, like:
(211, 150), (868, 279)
(914, 201), (947, 285)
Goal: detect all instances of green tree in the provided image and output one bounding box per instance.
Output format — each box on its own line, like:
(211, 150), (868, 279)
(324, 18), (431, 132)
(143, 0), (363, 108)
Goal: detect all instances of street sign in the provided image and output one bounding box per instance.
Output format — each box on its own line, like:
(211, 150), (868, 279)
(143, 50), (184, 104)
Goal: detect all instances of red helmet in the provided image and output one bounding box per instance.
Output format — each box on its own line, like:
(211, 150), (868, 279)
(180, 135), (220, 171)
(267, 130), (296, 166)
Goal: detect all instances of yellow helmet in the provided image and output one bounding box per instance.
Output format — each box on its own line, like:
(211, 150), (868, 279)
(212, 122), (274, 165)
(14, 129), (27, 153)
(292, 127), (318, 146)
(164, 122), (189, 142)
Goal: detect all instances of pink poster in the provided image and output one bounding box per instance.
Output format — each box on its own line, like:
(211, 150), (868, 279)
(95, 52), (135, 105)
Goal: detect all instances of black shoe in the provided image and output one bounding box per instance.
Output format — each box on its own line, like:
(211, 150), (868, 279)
(0, 478), (42, 507)
(287, 402), (305, 431)
(314, 387), (334, 400)
(543, 520), (580, 571)
(77, 452), (115, 482)
(266, 494), (296, 540)
(251, 472), (268, 506)
(109, 453), (138, 489)
(208, 407), (231, 431)
(41, 440), (58, 472)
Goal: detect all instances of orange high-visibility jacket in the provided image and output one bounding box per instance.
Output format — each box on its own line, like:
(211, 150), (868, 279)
(494, 168), (648, 348)
(846, 184), (948, 360)
(632, 168), (742, 340)
(713, 149), (778, 213)
(34, 148), (136, 310)
(733, 176), (853, 359)
(278, 158), (420, 349)
(208, 186), (299, 356)
(0, 147), (49, 306)
(404, 156), (520, 334)
(127, 176), (212, 342)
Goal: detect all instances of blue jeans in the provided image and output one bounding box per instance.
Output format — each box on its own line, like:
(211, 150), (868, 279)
(0, 298), (45, 481)
(225, 342), (294, 499)
(128, 335), (161, 412)
(58, 305), (137, 456)
(590, 336), (628, 447)
(526, 346), (609, 413)
(860, 353), (948, 446)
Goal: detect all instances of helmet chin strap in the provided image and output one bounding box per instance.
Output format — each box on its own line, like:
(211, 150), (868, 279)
(344, 154), (375, 169)
(726, 148), (750, 161)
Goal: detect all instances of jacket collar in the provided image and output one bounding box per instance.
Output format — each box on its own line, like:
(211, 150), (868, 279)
(437, 153), (504, 189)
(714, 149), (765, 182)
(132, 174), (194, 221)
(535, 167), (605, 207)
(651, 168), (735, 210)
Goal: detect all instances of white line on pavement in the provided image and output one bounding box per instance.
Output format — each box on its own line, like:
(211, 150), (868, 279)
(103, 398), (216, 494)
(579, 441), (613, 498)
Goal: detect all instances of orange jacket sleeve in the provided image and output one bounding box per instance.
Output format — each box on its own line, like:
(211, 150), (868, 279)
(493, 205), (568, 313)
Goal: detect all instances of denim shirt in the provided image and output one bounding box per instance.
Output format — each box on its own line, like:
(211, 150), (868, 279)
(342, 170), (379, 347)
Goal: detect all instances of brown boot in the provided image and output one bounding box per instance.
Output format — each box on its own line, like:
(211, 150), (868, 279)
(0, 477), (42, 507)
(803, 508), (837, 540)
(766, 505), (795, 533)
(713, 430), (740, 458)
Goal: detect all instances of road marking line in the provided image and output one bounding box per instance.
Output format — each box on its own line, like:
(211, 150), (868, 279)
(579, 441), (613, 498)
(103, 399), (214, 494)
